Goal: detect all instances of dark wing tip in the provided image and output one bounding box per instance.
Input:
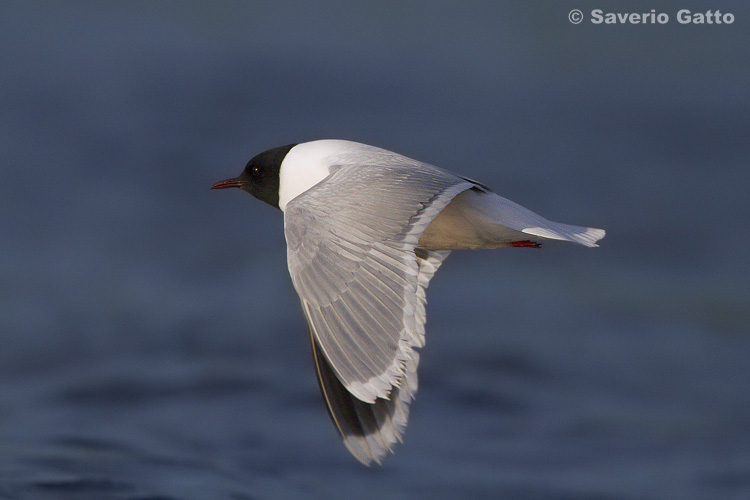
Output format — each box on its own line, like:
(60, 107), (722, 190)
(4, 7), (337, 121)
(309, 330), (407, 466)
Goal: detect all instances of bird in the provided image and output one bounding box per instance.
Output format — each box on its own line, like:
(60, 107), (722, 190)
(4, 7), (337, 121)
(211, 139), (605, 465)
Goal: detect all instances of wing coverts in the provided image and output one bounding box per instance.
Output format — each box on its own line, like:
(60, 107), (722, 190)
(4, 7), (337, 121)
(285, 164), (470, 403)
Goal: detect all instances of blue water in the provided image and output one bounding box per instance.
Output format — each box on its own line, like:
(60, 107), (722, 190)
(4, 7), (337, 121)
(2, 2), (749, 499)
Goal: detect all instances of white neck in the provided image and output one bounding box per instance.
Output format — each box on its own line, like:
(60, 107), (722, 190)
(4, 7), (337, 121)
(278, 140), (357, 211)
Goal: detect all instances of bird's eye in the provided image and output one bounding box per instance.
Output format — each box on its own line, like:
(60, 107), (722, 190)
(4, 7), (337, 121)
(251, 165), (261, 178)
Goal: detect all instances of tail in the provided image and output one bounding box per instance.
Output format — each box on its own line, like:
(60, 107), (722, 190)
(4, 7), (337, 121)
(470, 190), (606, 248)
(522, 224), (605, 248)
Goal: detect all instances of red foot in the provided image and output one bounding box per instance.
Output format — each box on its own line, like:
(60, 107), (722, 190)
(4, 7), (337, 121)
(509, 240), (542, 248)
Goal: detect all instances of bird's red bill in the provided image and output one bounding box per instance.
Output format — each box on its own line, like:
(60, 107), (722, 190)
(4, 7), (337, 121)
(211, 178), (244, 189)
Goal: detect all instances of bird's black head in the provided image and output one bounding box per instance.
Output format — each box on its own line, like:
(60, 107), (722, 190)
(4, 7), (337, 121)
(211, 143), (297, 209)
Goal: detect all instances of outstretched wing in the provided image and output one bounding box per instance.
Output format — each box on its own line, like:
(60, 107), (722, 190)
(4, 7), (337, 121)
(309, 245), (450, 465)
(284, 164), (469, 404)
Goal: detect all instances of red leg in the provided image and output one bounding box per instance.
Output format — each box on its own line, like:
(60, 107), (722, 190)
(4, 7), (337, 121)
(509, 240), (542, 248)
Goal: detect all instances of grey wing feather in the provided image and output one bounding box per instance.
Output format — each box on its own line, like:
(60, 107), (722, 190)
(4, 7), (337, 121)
(285, 164), (470, 404)
(310, 249), (449, 465)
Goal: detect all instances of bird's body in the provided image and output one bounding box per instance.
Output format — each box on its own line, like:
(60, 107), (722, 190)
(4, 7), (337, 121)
(212, 139), (604, 465)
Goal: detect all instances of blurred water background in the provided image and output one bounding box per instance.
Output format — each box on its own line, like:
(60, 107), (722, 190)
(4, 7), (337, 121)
(1, 2), (749, 499)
